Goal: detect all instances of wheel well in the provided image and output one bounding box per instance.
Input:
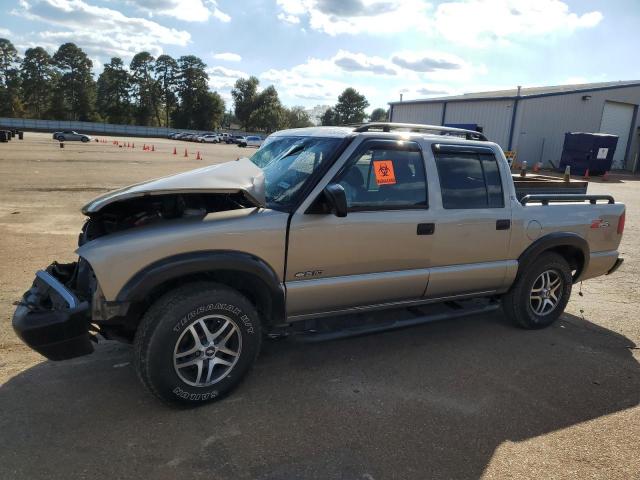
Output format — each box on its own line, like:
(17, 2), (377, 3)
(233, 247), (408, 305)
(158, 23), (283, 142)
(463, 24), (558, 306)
(543, 245), (585, 280)
(132, 270), (278, 329)
(516, 240), (587, 288)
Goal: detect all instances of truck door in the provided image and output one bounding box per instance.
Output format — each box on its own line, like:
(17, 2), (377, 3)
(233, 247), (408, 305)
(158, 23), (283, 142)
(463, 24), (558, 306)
(285, 139), (436, 319)
(425, 144), (515, 298)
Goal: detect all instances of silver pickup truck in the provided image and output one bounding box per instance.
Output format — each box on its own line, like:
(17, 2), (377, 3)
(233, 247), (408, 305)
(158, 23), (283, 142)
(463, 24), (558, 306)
(13, 123), (625, 406)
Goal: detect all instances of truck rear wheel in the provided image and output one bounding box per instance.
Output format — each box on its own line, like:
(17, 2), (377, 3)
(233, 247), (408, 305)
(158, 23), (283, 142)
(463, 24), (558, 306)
(134, 282), (262, 407)
(502, 252), (572, 329)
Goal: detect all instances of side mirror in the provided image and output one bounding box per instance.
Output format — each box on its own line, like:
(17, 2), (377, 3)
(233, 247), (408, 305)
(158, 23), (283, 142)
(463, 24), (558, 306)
(323, 183), (348, 218)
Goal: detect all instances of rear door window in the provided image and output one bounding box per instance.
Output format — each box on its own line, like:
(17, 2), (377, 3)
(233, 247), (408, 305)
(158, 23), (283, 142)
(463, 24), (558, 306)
(433, 150), (504, 209)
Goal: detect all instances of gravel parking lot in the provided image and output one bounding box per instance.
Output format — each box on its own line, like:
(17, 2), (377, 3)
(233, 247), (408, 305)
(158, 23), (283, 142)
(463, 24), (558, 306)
(1, 132), (639, 479)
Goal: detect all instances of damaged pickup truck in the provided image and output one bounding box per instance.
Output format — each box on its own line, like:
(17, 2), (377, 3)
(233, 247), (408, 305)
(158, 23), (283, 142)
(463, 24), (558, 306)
(13, 123), (625, 407)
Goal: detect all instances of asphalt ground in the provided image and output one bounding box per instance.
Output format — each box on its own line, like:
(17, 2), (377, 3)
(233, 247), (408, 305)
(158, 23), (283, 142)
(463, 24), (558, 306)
(0, 132), (638, 479)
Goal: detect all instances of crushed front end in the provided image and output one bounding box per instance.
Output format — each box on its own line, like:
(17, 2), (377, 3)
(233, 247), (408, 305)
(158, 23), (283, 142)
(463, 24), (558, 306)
(12, 260), (95, 361)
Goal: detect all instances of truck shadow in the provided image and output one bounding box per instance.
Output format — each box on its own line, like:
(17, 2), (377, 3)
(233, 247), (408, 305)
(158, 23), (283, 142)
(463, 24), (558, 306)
(0, 311), (638, 479)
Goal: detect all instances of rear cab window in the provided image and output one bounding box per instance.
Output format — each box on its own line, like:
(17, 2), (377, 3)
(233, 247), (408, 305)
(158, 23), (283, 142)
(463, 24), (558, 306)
(432, 145), (504, 209)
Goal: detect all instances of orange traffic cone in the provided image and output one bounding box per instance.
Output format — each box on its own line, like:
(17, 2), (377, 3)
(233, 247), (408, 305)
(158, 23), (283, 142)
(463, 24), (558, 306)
(151, 145), (155, 152)
(583, 168), (590, 180)
(602, 171), (609, 181)
(184, 148), (188, 158)
(173, 147), (177, 155)
(196, 151), (201, 160)
(533, 162), (540, 173)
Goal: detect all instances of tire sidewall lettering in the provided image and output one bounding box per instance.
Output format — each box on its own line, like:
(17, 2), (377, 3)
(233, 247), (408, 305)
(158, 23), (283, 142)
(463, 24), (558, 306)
(172, 386), (219, 401)
(173, 302), (255, 334)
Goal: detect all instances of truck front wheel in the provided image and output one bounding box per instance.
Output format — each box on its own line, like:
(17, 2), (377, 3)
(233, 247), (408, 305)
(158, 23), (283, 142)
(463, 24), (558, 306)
(134, 282), (262, 407)
(502, 252), (572, 329)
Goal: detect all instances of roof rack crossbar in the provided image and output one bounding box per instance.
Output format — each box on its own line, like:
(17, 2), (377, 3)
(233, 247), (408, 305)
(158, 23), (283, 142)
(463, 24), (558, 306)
(352, 122), (488, 141)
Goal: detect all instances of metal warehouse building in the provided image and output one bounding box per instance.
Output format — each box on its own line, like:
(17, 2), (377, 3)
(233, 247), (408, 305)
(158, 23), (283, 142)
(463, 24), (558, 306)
(389, 80), (640, 172)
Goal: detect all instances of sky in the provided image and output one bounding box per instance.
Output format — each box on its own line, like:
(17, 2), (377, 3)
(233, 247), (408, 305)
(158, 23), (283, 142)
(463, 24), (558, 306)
(1, 0), (639, 112)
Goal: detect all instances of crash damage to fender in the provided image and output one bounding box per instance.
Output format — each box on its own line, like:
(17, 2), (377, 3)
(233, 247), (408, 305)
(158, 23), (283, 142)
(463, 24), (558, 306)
(13, 158), (270, 360)
(82, 157), (265, 214)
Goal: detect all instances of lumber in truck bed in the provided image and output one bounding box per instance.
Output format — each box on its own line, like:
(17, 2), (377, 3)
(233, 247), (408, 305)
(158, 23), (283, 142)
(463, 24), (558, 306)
(512, 174), (588, 201)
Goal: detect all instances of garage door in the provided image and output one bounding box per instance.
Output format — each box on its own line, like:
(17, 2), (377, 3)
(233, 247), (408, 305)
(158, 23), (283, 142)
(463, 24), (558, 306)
(600, 101), (635, 169)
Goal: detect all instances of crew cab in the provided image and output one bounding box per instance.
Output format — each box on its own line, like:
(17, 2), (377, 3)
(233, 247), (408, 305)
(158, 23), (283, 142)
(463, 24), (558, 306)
(13, 123), (625, 407)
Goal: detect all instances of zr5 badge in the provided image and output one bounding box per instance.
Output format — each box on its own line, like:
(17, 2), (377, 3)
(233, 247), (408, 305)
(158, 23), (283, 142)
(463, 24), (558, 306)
(590, 219), (610, 229)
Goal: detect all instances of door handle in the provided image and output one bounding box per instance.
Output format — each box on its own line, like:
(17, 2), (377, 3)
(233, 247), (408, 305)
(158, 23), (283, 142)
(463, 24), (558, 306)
(496, 219), (511, 230)
(417, 223), (435, 235)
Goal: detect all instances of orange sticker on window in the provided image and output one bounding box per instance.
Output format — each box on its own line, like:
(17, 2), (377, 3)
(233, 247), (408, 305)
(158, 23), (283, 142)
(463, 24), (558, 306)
(373, 160), (396, 185)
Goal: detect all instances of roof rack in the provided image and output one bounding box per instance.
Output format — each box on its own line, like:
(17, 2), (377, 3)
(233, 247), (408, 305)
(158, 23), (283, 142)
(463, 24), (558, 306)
(352, 122), (488, 141)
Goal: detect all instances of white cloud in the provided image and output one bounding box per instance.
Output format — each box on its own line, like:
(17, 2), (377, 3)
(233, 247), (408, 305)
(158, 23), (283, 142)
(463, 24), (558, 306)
(400, 85), (454, 98)
(391, 51), (486, 82)
(275, 0), (602, 45)
(276, 0), (431, 35)
(206, 65), (248, 92)
(12, 0), (190, 60)
(261, 59), (355, 101)
(122, 0), (230, 23)
(0, 28), (11, 37)
(277, 12), (301, 24)
(259, 50), (405, 102)
(391, 52), (464, 73)
(333, 50), (396, 75)
(433, 0), (603, 46)
(212, 52), (242, 62)
(257, 48), (489, 107)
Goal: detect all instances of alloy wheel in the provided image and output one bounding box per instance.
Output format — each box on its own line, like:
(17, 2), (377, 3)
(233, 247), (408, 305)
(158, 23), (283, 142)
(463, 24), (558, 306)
(173, 314), (242, 387)
(530, 270), (563, 316)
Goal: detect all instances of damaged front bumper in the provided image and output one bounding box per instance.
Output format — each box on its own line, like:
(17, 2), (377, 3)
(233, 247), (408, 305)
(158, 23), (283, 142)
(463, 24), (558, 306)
(12, 268), (94, 361)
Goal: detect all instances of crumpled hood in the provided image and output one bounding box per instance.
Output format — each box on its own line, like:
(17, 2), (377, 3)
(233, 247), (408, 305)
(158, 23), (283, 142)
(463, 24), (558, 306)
(81, 157), (265, 214)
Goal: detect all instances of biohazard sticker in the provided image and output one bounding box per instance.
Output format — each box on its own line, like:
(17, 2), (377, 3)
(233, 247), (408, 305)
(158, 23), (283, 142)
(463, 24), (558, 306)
(373, 160), (396, 185)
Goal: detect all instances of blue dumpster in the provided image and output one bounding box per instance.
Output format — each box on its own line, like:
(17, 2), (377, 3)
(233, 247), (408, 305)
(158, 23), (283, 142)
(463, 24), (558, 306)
(558, 132), (618, 176)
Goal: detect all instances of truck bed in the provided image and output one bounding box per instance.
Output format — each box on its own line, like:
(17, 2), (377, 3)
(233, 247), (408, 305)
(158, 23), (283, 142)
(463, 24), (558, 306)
(512, 173), (588, 201)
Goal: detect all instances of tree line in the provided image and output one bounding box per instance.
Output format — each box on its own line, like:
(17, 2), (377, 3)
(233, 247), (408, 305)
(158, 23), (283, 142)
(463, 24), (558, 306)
(0, 37), (387, 132)
(0, 38), (225, 130)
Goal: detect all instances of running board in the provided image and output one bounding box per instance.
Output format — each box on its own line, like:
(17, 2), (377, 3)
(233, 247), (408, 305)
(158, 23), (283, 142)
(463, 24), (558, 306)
(291, 299), (501, 342)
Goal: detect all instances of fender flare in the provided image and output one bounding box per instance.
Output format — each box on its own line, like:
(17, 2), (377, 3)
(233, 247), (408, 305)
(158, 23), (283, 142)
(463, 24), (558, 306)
(116, 250), (285, 324)
(517, 232), (590, 282)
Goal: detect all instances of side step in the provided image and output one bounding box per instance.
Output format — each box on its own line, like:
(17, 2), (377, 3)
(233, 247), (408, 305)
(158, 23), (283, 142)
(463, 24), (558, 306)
(290, 298), (501, 342)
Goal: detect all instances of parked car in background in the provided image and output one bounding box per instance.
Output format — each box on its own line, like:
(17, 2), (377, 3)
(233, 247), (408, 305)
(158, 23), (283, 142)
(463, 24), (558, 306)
(225, 134), (240, 144)
(238, 136), (263, 148)
(52, 131), (92, 142)
(168, 132), (179, 139)
(198, 134), (221, 143)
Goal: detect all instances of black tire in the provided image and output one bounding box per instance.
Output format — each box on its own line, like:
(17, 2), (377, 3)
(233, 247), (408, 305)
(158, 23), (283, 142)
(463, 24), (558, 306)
(502, 252), (572, 329)
(81, 137), (89, 142)
(134, 282), (262, 407)
(56, 135), (64, 141)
